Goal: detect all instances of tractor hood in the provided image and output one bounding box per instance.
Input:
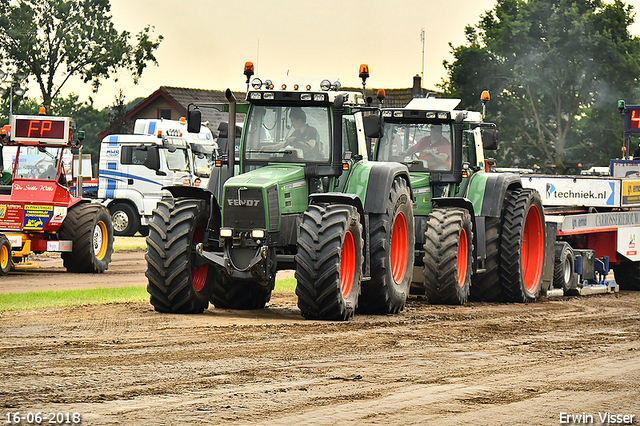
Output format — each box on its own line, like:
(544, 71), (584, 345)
(223, 164), (306, 189)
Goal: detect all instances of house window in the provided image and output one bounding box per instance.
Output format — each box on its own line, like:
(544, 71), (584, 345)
(158, 109), (171, 119)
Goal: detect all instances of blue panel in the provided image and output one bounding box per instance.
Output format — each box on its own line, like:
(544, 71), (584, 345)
(148, 122), (156, 135)
(107, 162), (117, 170)
(108, 136), (119, 143)
(107, 179), (117, 189)
(106, 189), (115, 198)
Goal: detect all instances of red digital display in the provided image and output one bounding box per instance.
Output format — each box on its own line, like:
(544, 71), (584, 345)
(10, 115), (70, 144)
(627, 108), (640, 133)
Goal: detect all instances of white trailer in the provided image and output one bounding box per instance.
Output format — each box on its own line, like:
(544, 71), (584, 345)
(521, 169), (640, 295)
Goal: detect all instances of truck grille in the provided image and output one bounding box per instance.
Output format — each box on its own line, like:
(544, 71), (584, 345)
(224, 187), (266, 229)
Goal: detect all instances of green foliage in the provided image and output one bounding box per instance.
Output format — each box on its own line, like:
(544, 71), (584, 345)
(0, 0), (163, 112)
(442, 0), (640, 172)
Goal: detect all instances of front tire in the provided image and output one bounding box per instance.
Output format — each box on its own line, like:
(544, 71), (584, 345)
(295, 204), (363, 320)
(423, 207), (473, 305)
(500, 188), (545, 302)
(110, 203), (140, 237)
(612, 261), (640, 291)
(58, 203), (113, 273)
(0, 234), (12, 275)
(359, 177), (414, 314)
(553, 242), (574, 293)
(145, 198), (213, 313)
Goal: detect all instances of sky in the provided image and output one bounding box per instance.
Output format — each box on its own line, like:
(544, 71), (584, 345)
(28, 0), (640, 109)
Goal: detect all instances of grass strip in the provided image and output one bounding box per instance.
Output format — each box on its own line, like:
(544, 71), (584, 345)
(0, 278), (298, 312)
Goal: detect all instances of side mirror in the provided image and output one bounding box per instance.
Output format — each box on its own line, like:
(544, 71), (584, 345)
(482, 127), (499, 150)
(187, 109), (202, 134)
(144, 146), (160, 170)
(363, 114), (384, 139)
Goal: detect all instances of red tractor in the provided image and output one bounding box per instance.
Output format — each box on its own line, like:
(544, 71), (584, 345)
(0, 113), (113, 275)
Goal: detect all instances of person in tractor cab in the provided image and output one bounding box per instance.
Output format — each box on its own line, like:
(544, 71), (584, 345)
(267, 108), (321, 159)
(403, 124), (451, 170)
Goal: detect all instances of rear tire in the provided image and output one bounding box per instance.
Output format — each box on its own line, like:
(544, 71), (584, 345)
(612, 261), (640, 291)
(58, 203), (113, 273)
(0, 234), (12, 275)
(359, 177), (414, 314)
(423, 207), (473, 305)
(500, 188), (545, 302)
(470, 217), (504, 302)
(295, 204), (363, 320)
(110, 203), (139, 237)
(210, 276), (274, 309)
(145, 198), (213, 313)
(553, 242), (574, 293)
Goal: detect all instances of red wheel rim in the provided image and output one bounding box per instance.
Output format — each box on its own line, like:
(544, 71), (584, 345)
(340, 230), (356, 298)
(457, 227), (468, 288)
(522, 204), (544, 293)
(390, 212), (408, 283)
(191, 225), (208, 292)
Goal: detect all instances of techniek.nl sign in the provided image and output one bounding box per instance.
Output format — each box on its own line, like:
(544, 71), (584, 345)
(522, 177), (619, 207)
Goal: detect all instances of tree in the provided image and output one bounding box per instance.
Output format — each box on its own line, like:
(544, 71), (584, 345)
(0, 0), (163, 113)
(442, 0), (640, 172)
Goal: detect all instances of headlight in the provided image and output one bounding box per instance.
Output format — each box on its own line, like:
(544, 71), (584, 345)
(251, 78), (262, 89)
(250, 92), (262, 100)
(320, 79), (331, 91)
(382, 111), (392, 118)
(438, 112), (449, 119)
(220, 228), (233, 238)
(331, 81), (342, 91)
(265, 80), (274, 89)
(251, 229), (265, 239)
(313, 94), (326, 102)
(394, 111), (403, 118)
(263, 92), (275, 100)
(301, 93), (312, 101)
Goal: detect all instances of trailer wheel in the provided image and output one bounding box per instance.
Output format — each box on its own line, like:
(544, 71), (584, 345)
(58, 203), (113, 273)
(110, 203), (140, 237)
(0, 234), (12, 275)
(500, 188), (545, 302)
(359, 177), (414, 314)
(612, 261), (640, 291)
(295, 204), (363, 320)
(423, 207), (473, 305)
(553, 242), (574, 293)
(470, 217), (504, 302)
(145, 198), (213, 313)
(210, 276), (274, 310)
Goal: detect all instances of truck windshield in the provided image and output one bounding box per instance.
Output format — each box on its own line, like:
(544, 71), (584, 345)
(15, 146), (63, 180)
(244, 105), (331, 163)
(192, 151), (214, 177)
(378, 122), (453, 172)
(165, 148), (190, 172)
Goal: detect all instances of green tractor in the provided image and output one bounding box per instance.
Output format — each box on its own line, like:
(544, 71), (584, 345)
(145, 65), (415, 320)
(373, 93), (549, 304)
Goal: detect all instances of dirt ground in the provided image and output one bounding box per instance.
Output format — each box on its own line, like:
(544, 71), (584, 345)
(1, 250), (639, 425)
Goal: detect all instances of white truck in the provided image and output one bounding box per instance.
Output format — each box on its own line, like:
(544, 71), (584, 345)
(97, 118), (217, 236)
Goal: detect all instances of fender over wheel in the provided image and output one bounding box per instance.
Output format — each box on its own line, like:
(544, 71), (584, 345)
(423, 207), (473, 305)
(500, 188), (545, 302)
(359, 177), (414, 314)
(146, 197), (214, 313)
(295, 204), (363, 320)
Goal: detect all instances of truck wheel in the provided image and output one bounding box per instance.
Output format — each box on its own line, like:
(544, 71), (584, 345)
(612, 261), (640, 291)
(359, 177), (414, 314)
(423, 207), (473, 305)
(145, 198), (213, 313)
(110, 203), (140, 236)
(553, 242), (574, 293)
(58, 203), (113, 273)
(0, 234), (12, 275)
(210, 276), (274, 310)
(470, 217), (504, 302)
(295, 204), (363, 320)
(500, 188), (545, 302)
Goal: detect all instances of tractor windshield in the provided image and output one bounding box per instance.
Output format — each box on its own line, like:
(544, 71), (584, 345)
(244, 105), (331, 163)
(378, 122), (453, 172)
(14, 146), (63, 180)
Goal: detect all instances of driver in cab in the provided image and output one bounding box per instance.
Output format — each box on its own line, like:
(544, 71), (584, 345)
(403, 124), (451, 170)
(266, 108), (320, 158)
